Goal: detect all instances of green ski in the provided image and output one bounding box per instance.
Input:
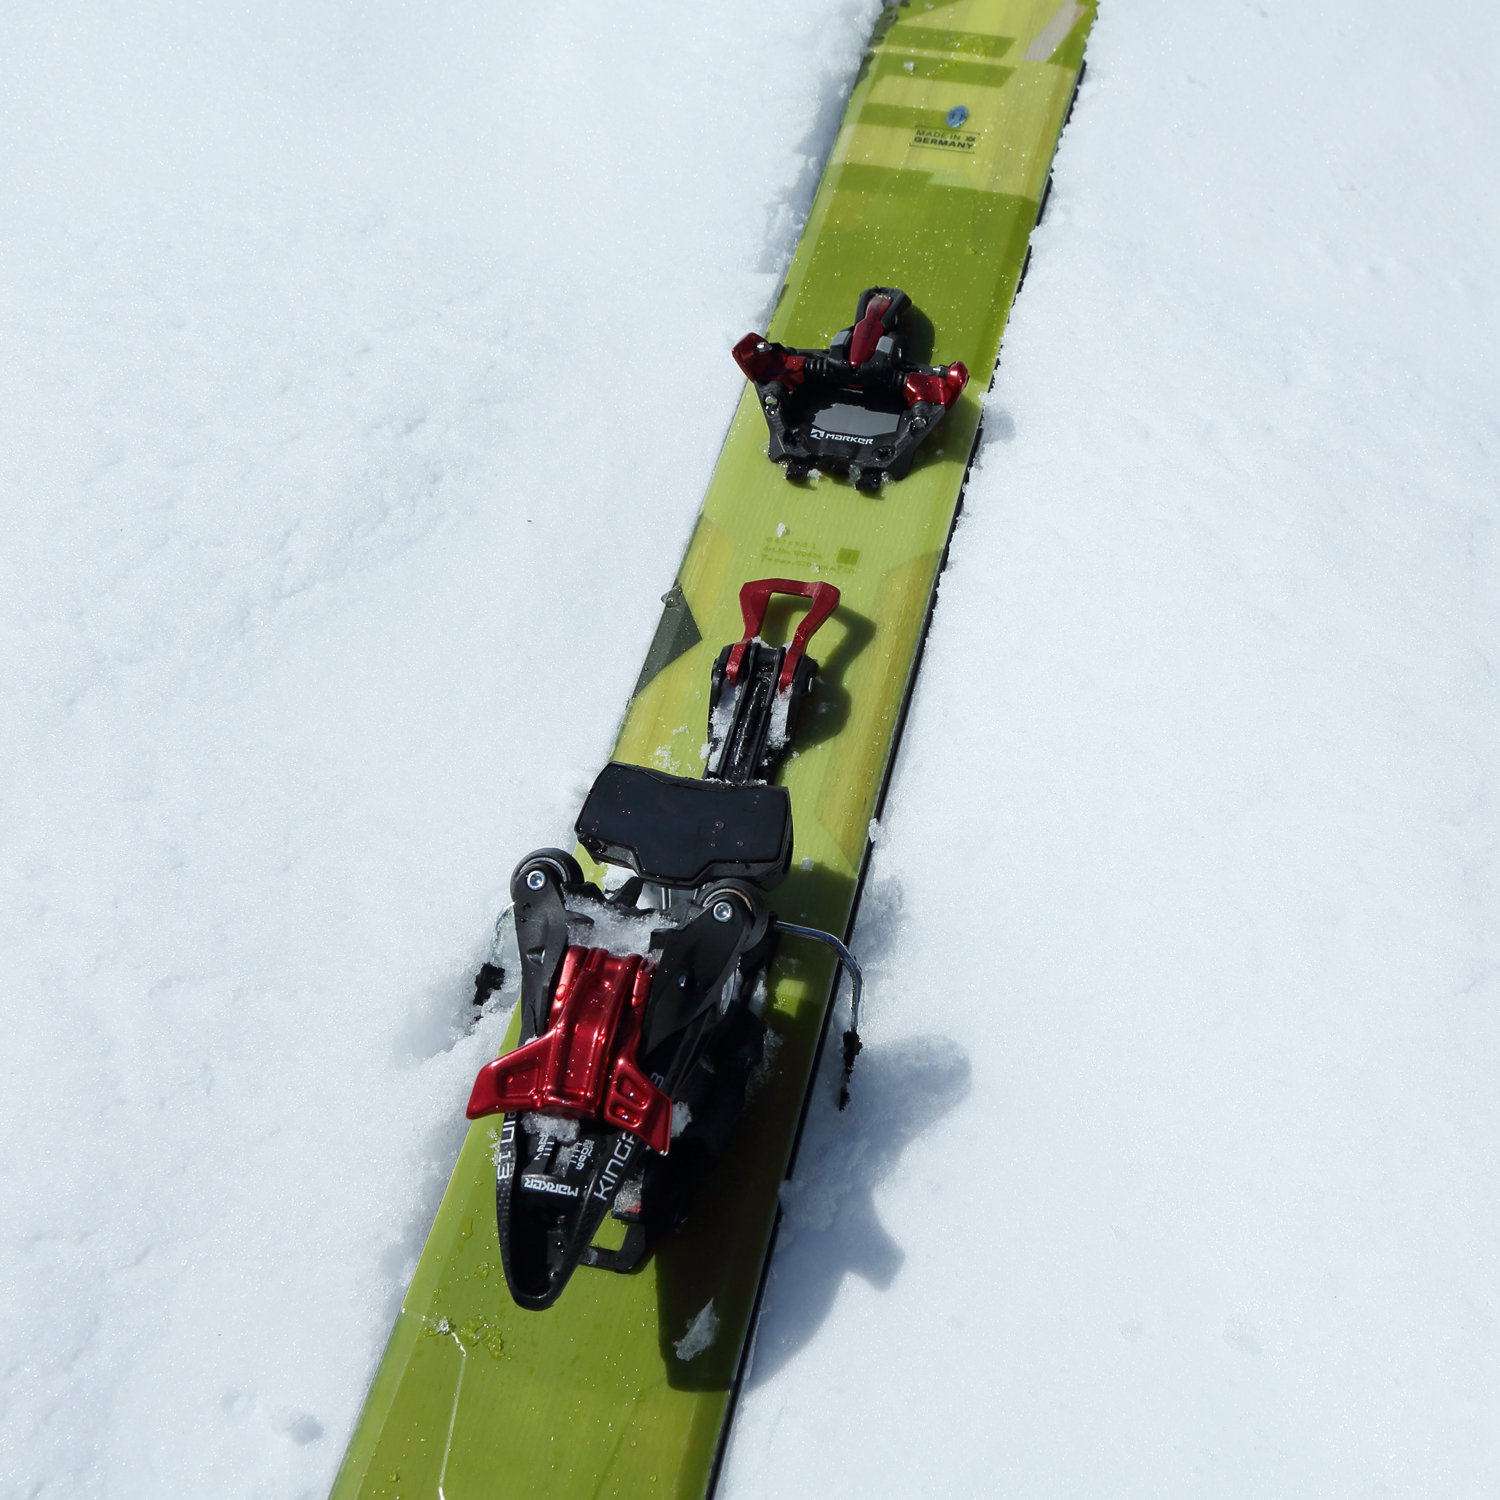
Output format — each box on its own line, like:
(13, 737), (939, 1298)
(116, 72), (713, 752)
(329, 2), (1094, 1495)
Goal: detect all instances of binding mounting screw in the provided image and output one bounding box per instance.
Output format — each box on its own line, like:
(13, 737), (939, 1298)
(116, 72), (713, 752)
(712, 900), (735, 923)
(525, 869), (546, 891)
(946, 104), (969, 129)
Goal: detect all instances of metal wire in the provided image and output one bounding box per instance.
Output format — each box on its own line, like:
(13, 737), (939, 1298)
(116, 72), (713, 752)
(770, 920), (864, 1036)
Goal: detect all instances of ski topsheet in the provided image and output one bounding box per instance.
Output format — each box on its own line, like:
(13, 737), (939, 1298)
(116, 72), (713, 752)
(329, 3), (1093, 1496)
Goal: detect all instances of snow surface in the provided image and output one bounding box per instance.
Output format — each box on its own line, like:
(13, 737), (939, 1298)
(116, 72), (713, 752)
(3, 1), (1499, 1497)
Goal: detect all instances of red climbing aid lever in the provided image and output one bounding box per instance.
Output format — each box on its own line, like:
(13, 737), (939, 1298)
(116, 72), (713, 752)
(724, 577), (841, 693)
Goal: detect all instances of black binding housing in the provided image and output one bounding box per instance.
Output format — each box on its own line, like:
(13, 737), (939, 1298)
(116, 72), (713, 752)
(733, 286), (967, 489)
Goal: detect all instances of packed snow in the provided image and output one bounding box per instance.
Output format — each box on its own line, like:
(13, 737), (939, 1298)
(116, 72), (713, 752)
(674, 1300), (721, 1364)
(3, 1), (1499, 1497)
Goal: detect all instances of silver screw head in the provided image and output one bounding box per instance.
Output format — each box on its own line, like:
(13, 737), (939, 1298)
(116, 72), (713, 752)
(712, 900), (735, 923)
(525, 869), (546, 891)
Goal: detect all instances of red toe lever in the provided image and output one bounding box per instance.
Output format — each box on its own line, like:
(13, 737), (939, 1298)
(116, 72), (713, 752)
(724, 578), (841, 694)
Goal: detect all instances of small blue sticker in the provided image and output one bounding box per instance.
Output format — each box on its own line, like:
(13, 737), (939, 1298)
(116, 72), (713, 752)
(946, 104), (969, 129)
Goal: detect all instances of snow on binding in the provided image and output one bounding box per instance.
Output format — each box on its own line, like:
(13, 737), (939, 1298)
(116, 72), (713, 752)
(733, 287), (968, 488)
(466, 580), (861, 1311)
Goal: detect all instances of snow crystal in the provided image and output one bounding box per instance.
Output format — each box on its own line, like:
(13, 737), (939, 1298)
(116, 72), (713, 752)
(521, 1114), (579, 1143)
(766, 681), (793, 751)
(747, 1027), (782, 1103)
(479, 906), (523, 1014)
(746, 973), (771, 1021)
(705, 693), (738, 774)
(567, 894), (661, 958)
(673, 1300), (720, 1362)
(611, 1175), (643, 1217)
(487, 905), (516, 968)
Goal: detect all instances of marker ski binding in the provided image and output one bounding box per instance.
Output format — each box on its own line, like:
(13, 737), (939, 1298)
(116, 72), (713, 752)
(733, 286), (968, 489)
(468, 579), (863, 1310)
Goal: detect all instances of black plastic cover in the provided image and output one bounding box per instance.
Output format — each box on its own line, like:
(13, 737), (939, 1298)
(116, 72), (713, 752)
(575, 762), (792, 891)
(737, 286), (958, 488)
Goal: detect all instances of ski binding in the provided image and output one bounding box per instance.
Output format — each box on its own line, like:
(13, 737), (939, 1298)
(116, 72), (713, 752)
(733, 286), (968, 489)
(467, 579), (863, 1310)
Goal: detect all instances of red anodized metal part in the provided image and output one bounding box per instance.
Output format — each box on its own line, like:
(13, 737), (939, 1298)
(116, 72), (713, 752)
(903, 362), (969, 409)
(731, 332), (807, 387)
(466, 946), (673, 1155)
(724, 577), (842, 693)
(847, 294), (894, 366)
